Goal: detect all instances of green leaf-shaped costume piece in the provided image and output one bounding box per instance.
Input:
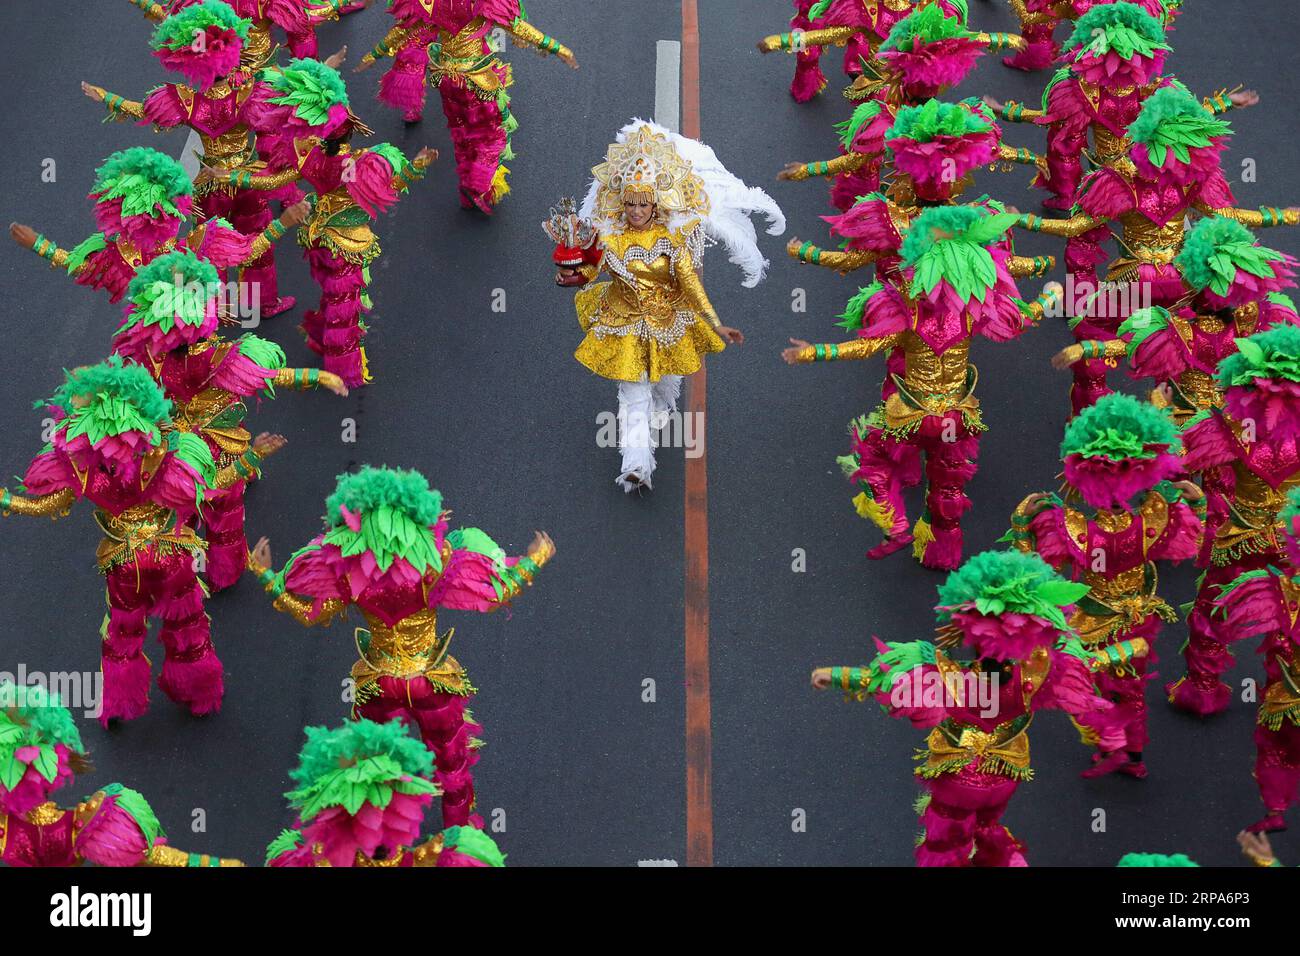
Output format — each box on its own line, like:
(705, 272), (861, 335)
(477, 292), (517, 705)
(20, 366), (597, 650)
(0, 682), (86, 788)
(321, 465), (446, 574)
(899, 205), (1017, 304)
(260, 57), (350, 128)
(443, 826), (507, 866)
(121, 250), (222, 335)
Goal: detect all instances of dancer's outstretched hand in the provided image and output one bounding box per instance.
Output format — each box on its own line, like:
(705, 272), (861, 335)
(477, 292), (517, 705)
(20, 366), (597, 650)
(1238, 830), (1276, 866)
(354, 57), (374, 73)
(1230, 89), (1260, 109)
(251, 536), (273, 570)
(320, 373), (349, 398)
(786, 237), (804, 257)
(777, 163), (806, 182)
(1050, 344), (1083, 370)
(527, 530), (555, 560)
(1170, 480), (1205, 501)
(559, 50), (579, 70)
(252, 433), (287, 458)
(324, 46), (348, 70)
(414, 147), (439, 166)
(781, 338), (811, 364)
(810, 668), (832, 690)
(9, 223), (36, 249)
(81, 81), (105, 102)
(982, 94), (1005, 114)
(717, 325), (745, 345)
(280, 200), (313, 229)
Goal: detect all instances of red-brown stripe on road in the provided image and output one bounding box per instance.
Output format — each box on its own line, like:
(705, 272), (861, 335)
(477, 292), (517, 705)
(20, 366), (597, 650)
(680, 0), (713, 869)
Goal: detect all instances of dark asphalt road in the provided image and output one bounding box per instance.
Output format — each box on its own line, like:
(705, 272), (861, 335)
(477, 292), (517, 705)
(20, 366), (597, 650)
(0, 0), (1295, 867)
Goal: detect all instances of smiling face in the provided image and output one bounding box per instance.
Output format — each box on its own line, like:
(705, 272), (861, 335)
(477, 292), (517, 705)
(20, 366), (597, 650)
(622, 195), (656, 229)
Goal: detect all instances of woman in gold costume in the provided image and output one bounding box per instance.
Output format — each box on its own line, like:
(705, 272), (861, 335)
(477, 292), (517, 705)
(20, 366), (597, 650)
(546, 120), (785, 492)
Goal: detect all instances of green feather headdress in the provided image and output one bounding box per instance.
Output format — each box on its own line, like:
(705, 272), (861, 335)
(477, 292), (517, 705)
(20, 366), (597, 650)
(42, 356), (173, 447)
(1128, 86), (1231, 169)
(285, 719), (439, 822)
(899, 205), (1019, 303)
(879, 3), (970, 53)
(1176, 216), (1286, 296)
(322, 466), (447, 573)
(1117, 852), (1199, 867)
(0, 682), (86, 790)
(835, 101), (886, 152)
(935, 549), (1090, 632)
(1060, 393), (1181, 460)
(260, 58), (350, 128)
(1061, 2), (1170, 60)
(121, 250), (221, 334)
(443, 826), (507, 867)
(1218, 324), (1300, 387)
(91, 147), (193, 219)
(888, 98), (993, 144)
(150, 0), (251, 51)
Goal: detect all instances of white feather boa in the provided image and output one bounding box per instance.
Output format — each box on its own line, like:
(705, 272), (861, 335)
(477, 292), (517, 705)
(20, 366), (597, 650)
(580, 118), (786, 289)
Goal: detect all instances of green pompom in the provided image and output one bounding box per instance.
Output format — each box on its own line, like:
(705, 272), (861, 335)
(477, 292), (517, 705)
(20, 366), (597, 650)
(122, 250), (221, 335)
(0, 682), (86, 786)
(91, 147), (193, 220)
(260, 58), (349, 127)
(1177, 216), (1284, 295)
(1060, 392), (1181, 461)
(1062, 2), (1169, 61)
(888, 98), (992, 144)
(880, 3), (969, 53)
(1117, 852), (1199, 867)
(44, 356), (173, 447)
(321, 466), (446, 574)
(936, 550), (1089, 632)
(1128, 86), (1231, 169)
(285, 719), (440, 822)
(1219, 324), (1300, 387)
(151, 0), (251, 52)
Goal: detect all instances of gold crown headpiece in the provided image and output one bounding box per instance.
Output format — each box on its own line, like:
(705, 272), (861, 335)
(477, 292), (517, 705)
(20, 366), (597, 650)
(591, 125), (709, 223)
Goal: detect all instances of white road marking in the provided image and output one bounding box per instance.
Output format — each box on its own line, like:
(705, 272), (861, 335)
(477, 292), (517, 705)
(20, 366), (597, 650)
(655, 40), (681, 134)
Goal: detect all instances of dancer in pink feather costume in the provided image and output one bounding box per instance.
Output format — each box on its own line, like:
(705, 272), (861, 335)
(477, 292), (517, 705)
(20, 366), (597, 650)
(988, 3), (1242, 213)
(265, 719), (507, 866)
(355, 0), (577, 213)
(1016, 86), (1296, 416)
(0, 681), (244, 866)
(1166, 327), (1300, 722)
(128, 0), (371, 66)
(247, 466), (554, 829)
(110, 249), (348, 592)
(0, 360), (283, 725)
(758, 0), (967, 95)
(1001, 0), (1179, 73)
(784, 201), (1061, 570)
(777, 5), (1033, 213)
(1008, 394), (1203, 777)
(204, 58), (436, 386)
(1216, 489), (1300, 834)
(812, 550), (1126, 866)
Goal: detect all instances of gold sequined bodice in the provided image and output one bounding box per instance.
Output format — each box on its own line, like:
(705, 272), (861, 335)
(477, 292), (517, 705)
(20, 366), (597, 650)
(901, 334), (971, 398)
(1092, 127), (1131, 166)
(358, 608), (447, 678)
(1119, 214), (1185, 264)
(597, 226), (709, 325)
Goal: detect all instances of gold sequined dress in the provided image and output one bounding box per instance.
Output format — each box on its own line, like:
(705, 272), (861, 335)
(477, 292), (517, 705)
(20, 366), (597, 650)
(573, 222), (725, 383)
